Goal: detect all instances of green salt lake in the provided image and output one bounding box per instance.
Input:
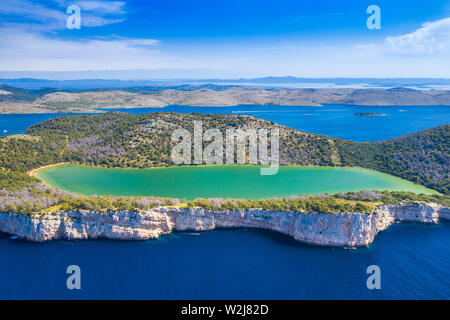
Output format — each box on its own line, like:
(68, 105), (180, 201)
(36, 164), (436, 200)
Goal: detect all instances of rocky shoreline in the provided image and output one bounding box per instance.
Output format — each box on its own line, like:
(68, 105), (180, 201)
(0, 203), (449, 247)
(2, 87), (450, 114)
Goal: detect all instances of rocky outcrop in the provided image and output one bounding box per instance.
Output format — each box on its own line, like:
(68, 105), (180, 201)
(0, 203), (448, 247)
(438, 206), (450, 221)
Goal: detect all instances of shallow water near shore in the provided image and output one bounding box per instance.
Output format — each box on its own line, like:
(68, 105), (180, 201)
(35, 164), (435, 199)
(0, 222), (449, 299)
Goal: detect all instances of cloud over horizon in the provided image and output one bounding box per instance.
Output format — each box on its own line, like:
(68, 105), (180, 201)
(0, 27), (187, 71)
(385, 17), (450, 55)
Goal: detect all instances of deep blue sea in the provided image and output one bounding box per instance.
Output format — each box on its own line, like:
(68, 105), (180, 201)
(1, 223), (449, 299)
(1, 104), (450, 142)
(0, 104), (449, 299)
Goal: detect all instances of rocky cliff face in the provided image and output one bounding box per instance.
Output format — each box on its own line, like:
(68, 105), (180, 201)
(0, 203), (448, 247)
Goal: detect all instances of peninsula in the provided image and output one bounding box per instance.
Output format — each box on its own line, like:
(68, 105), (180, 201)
(0, 112), (448, 246)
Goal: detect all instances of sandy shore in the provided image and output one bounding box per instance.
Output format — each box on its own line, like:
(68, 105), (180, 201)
(27, 162), (69, 178)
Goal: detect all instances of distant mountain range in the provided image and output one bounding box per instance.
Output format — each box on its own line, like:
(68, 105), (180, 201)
(1, 77), (450, 90)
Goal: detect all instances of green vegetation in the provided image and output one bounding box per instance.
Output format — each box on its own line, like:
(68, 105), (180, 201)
(2, 188), (448, 216)
(338, 125), (449, 194)
(333, 190), (450, 207)
(186, 191), (449, 213)
(186, 196), (375, 213)
(0, 169), (38, 190)
(58, 196), (179, 212)
(20, 112), (448, 194)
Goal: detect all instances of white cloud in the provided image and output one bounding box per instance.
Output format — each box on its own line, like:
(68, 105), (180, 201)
(81, 15), (125, 27)
(76, 1), (126, 14)
(1, 26), (450, 78)
(385, 17), (450, 55)
(0, 0), (66, 24)
(0, 0), (128, 29)
(0, 5), (449, 78)
(0, 28), (191, 71)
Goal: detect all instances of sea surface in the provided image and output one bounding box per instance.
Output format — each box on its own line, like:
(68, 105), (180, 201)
(1, 105), (450, 142)
(1, 223), (449, 299)
(37, 165), (435, 199)
(1, 104), (449, 300)
(0, 112), (88, 136)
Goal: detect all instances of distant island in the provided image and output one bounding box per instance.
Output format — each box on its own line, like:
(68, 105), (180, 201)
(0, 83), (449, 114)
(354, 112), (386, 117)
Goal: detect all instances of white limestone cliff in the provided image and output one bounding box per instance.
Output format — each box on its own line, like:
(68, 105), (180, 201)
(0, 203), (448, 247)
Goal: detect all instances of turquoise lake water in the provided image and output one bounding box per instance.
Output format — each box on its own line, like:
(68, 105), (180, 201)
(37, 165), (435, 199)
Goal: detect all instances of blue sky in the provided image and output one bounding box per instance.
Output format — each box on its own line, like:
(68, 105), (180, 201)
(1, 0), (450, 78)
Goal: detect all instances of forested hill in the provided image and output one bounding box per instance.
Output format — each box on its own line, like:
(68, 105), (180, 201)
(337, 125), (449, 194)
(0, 112), (448, 194)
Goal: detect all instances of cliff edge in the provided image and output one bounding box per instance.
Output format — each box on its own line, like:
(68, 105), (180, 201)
(1, 203), (448, 247)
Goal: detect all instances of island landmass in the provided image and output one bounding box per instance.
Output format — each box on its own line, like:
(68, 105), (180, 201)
(1, 84), (450, 114)
(0, 112), (448, 246)
(353, 112), (386, 117)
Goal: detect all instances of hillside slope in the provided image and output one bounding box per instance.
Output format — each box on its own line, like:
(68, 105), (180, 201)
(0, 112), (445, 194)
